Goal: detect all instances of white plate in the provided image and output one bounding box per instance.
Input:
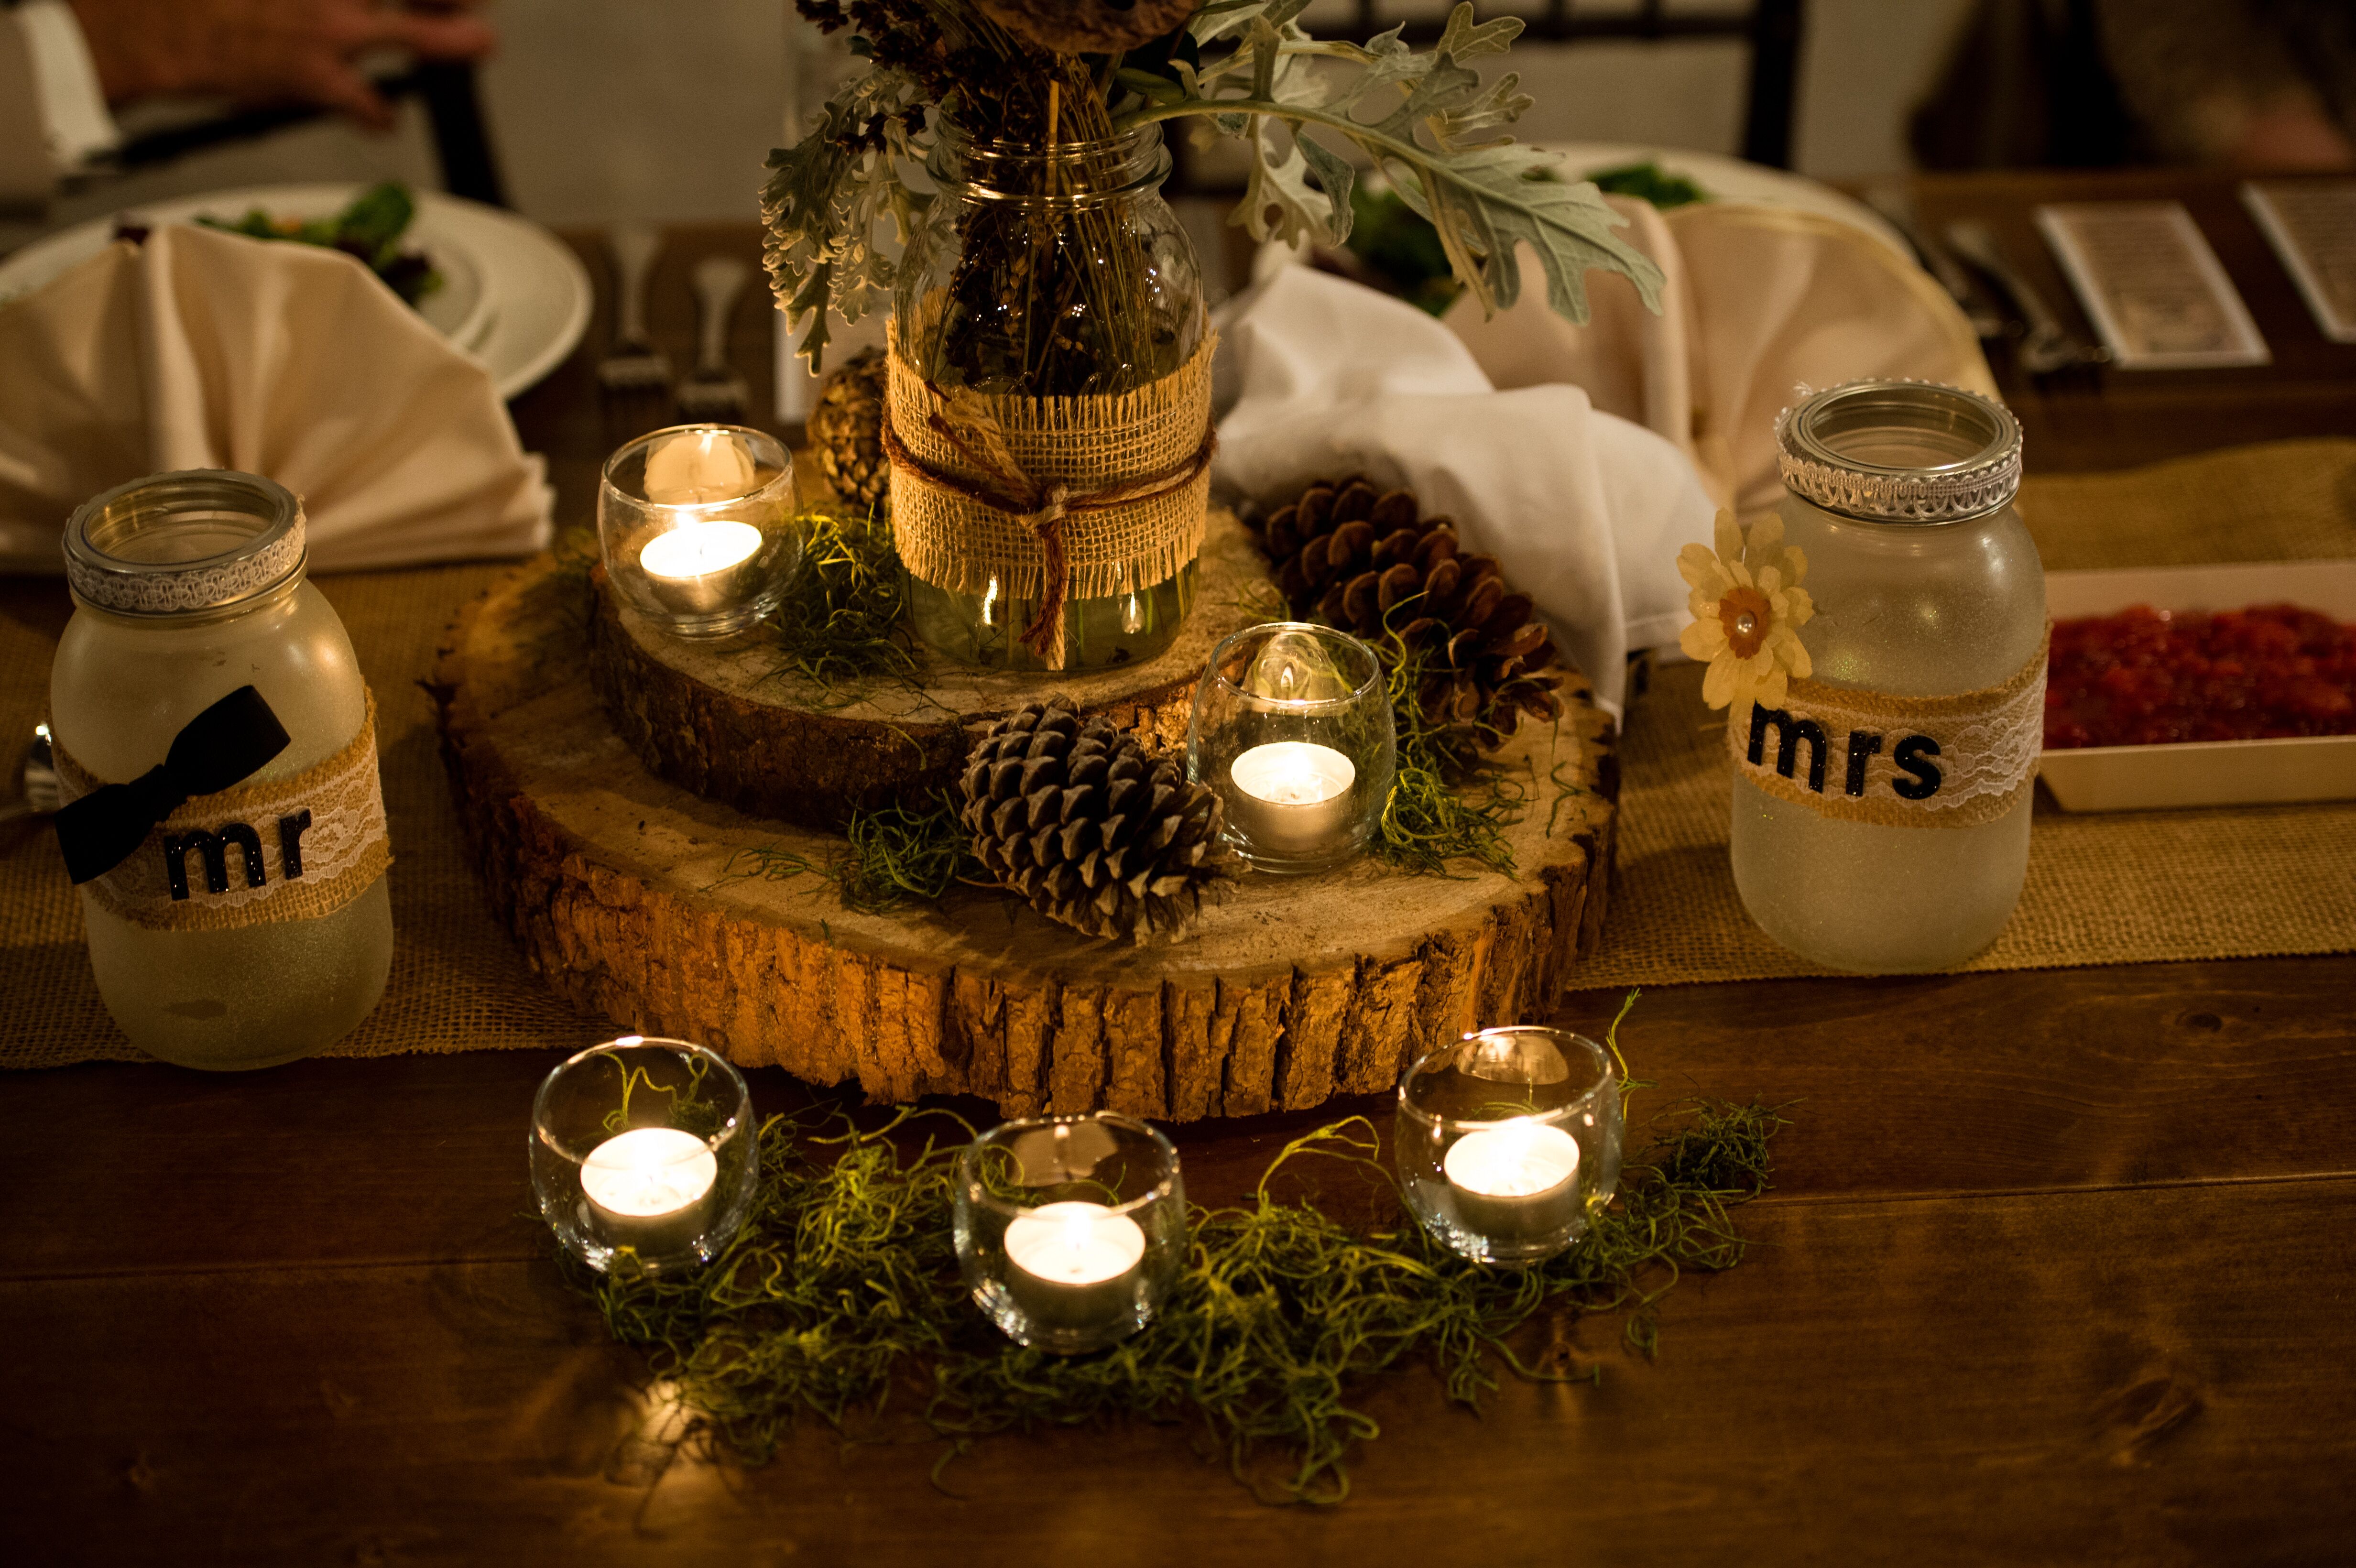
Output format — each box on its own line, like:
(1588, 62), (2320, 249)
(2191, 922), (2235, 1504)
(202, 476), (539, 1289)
(2040, 560), (2356, 812)
(1533, 142), (1913, 261)
(0, 183), (591, 400)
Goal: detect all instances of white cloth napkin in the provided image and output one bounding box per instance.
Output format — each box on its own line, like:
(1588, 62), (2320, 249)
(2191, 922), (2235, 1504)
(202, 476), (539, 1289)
(0, 222), (551, 572)
(1445, 197), (2000, 516)
(1213, 263), (1714, 715)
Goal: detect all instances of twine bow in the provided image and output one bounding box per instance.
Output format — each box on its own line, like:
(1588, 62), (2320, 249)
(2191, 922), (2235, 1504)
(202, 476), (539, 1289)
(879, 377), (1217, 662)
(53, 685), (290, 884)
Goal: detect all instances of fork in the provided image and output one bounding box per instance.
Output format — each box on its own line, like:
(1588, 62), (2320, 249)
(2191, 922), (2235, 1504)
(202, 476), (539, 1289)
(599, 224), (672, 414)
(676, 255), (752, 423)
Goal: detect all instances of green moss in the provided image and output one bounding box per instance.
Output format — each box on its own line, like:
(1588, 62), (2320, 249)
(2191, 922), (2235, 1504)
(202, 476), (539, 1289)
(577, 1030), (1785, 1504)
(1371, 633), (1533, 877)
(713, 791), (979, 914)
(765, 502), (917, 696)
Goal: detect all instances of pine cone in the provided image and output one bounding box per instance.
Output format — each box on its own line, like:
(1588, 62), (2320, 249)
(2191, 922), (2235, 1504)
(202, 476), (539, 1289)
(808, 348), (889, 511)
(959, 697), (1227, 942)
(1257, 478), (1565, 740)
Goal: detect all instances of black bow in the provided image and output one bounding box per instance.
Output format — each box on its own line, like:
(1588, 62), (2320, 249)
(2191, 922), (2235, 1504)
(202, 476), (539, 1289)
(54, 686), (290, 885)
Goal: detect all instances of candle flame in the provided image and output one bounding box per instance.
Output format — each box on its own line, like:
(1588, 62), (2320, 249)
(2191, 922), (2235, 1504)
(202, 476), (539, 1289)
(582, 1127), (718, 1217)
(640, 520), (764, 581)
(1444, 1117), (1580, 1199)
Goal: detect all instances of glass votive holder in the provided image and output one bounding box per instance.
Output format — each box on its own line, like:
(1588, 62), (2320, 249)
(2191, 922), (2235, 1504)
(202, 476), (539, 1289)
(952, 1112), (1188, 1354)
(598, 424), (801, 638)
(529, 1035), (760, 1274)
(1186, 621), (1395, 872)
(1396, 1026), (1625, 1265)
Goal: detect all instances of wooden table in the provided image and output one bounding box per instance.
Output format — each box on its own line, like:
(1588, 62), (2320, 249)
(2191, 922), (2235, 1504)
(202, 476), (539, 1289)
(8, 173), (2356, 1565)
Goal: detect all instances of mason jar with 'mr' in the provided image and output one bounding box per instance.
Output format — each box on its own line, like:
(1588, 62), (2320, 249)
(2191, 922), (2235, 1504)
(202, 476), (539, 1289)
(1728, 381), (2046, 973)
(49, 471), (393, 1068)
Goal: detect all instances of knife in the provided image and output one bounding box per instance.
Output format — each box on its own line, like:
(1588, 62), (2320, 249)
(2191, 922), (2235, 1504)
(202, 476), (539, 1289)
(1943, 219), (2111, 377)
(1862, 183), (2005, 340)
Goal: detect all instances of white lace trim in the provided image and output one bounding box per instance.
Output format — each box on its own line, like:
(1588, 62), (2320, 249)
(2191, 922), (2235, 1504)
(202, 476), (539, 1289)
(65, 513), (306, 615)
(1727, 650), (2047, 828)
(56, 695), (390, 928)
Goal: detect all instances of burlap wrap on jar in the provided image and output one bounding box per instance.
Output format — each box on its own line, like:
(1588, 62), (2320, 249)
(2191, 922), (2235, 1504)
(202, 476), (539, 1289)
(1726, 642), (2049, 829)
(882, 325), (1217, 669)
(52, 691), (393, 931)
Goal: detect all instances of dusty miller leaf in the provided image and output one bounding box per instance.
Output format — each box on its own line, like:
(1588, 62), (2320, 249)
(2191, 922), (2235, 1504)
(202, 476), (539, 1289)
(1149, 0), (1663, 326)
(1434, 5), (1523, 63)
(1294, 131), (1358, 244)
(1189, 0), (1309, 48)
(1432, 71), (1532, 151)
(1235, 119), (1344, 249)
(1402, 143), (1662, 320)
(758, 65), (930, 374)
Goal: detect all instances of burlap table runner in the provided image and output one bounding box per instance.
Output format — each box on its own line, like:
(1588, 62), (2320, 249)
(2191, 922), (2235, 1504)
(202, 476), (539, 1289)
(0, 438), (2349, 1068)
(1578, 437), (2356, 988)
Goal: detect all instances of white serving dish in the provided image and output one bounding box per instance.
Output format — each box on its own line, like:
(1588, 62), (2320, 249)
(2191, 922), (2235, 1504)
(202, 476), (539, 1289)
(2039, 559), (2356, 812)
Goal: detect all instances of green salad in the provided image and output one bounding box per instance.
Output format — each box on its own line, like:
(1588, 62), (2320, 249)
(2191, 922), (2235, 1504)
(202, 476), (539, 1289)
(1586, 161), (1708, 210)
(194, 181), (441, 307)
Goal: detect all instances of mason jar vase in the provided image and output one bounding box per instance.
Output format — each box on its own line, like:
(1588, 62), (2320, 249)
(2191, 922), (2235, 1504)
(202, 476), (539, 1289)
(894, 117), (1205, 671)
(49, 471), (393, 1067)
(1730, 381), (2046, 973)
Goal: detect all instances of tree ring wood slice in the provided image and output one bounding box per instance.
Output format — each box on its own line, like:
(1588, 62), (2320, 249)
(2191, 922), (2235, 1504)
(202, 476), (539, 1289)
(435, 553), (1621, 1122)
(589, 505), (1268, 829)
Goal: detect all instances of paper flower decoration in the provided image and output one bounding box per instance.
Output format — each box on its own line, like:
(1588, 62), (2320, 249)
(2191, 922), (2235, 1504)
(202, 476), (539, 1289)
(1677, 510), (1816, 711)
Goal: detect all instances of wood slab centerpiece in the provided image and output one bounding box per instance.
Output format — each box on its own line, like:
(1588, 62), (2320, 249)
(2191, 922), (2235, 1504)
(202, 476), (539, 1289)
(588, 508), (1267, 828)
(436, 501), (1619, 1121)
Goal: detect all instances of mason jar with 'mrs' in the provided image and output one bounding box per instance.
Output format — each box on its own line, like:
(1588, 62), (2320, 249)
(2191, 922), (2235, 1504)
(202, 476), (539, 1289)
(49, 471), (393, 1068)
(887, 116), (1211, 672)
(1726, 381), (2046, 973)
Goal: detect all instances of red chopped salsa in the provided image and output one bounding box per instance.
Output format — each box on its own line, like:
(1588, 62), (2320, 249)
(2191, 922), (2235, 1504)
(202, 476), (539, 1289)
(2044, 603), (2356, 748)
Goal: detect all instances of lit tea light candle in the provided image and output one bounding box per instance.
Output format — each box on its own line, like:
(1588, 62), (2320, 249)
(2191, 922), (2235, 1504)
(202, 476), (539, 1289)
(633, 427), (768, 616)
(1443, 1119), (1582, 1250)
(1229, 740), (1355, 857)
(1003, 1199), (1147, 1338)
(580, 1126), (719, 1253)
(639, 519), (764, 613)
(640, 520), (762, 581)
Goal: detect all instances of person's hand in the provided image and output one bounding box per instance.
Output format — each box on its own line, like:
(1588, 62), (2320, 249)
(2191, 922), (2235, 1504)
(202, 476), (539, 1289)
(68, 0), (498, 130)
